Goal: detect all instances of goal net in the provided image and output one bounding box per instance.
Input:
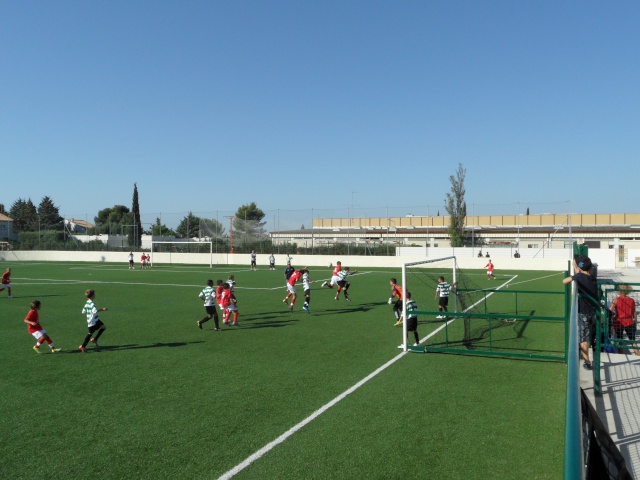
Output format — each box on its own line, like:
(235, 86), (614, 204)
(151, 241), (213, 268)
(401, 256), (566, 360)
(398, 256), (458, 350)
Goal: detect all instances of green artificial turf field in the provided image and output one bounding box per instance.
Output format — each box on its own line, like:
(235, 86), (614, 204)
(0, 261), (567, 479)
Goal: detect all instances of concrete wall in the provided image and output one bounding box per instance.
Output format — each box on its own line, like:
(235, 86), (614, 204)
(0, 248), (607, 272)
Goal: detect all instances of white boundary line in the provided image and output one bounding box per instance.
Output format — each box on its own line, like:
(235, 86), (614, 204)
(218, 274), (521, 479)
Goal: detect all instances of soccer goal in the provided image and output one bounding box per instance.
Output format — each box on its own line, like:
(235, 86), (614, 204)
(398, 256), (458, 351)
(402, 256), (567, 360)
(151, 241), (213, 268)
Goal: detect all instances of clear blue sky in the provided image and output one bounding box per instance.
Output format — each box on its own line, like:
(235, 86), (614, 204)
(2, 1), (638, 230)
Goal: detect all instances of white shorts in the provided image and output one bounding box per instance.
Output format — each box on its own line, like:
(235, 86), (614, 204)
(1, 283), (10, 289)
(287, 284), (297, 295)
(225, 304), (238, 312)
(330, 275), (340, 286)
(31, 329), (47, 340)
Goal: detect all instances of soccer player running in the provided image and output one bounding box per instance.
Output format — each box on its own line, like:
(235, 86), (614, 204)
(388, 278), (404, 326)
(302, 269), (311, 313)
(283, 268), (305, 313)
(1, 267), (12, 298)
(25, 300), (61, 353)
(335, 267), (358, 301)
(485, 259), (495, 280)
(321, 261), (342, 289)
(435, 276), (451, 319)
(197, 279), (220, 330)
(80, 289), (108, 352)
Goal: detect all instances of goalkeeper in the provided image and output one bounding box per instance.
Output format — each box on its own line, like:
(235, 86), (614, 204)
(388, 278), (404, 326)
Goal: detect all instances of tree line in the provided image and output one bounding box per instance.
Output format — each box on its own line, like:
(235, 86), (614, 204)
(1, 184), (269, 248)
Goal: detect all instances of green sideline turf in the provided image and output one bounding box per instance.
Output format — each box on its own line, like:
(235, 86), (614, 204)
(0, 262), (566, 479)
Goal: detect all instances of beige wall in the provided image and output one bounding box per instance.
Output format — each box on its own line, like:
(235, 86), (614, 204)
(314, 213), (640, 229)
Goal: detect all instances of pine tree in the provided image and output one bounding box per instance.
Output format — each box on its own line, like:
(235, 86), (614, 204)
(132, 183), (142, 247)
(38, 196), (63, 230)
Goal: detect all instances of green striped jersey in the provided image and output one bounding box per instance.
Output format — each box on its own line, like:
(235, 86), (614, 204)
(436, 282), (450, 297)
(406, 299), (418, 319)
(200, 286), (215, 306)
(82, 299), (99, 327)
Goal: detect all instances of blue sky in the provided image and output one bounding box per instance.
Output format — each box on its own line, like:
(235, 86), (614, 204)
(2, 1), (638, 230)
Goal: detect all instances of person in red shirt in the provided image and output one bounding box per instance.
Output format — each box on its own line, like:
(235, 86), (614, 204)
(610, 285), (640, 355)
(388, 278), (404, 326)
(321, 261), (342, 289)
(283, 268), (307, 313)
(25, 300), (61, 353)
(215, 279), (224, 311)
(485, 260), (495, 280)
(140, 253), (147, 269)
(220, 283), (239, 326)
(1, 267), (12, 298)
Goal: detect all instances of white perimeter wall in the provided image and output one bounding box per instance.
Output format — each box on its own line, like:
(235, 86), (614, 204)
(0, 247), (624, 271)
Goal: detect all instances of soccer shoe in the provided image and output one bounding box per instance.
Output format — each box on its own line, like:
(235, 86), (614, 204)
(302, 305), (309, 313)
(413, 343), (420, 347)
(232, 322), (239, 326)
(197, 321), (202, 329)
(51, 347), (62, 353)
(90, 338), (99, 348)
(288, 305), (294, 313)
(583, 362), (592, 370)
(79, 345), (86, 353)
(436, 315), (444, 319)
(321, 281), (327, 288)
(214, 328), (221, 331)
(397, 345), (405, 349)
(283, 298), (288, 303)
(33, 346), (42, 353)
(223, 321), (230, 326)
(345, 298), (351, 302)
(335, 296), (339, 300)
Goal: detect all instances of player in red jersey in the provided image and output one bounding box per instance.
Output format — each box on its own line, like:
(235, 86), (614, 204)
(485, 259), (495, 280)
(388, 278), (404, 326)
(25, 300), (61, 353)
(220, 283), (239, 326)
(1, 267), (12, 298)
(283, 268), (306, 313)
(215, 279), (224, 311)
(320, 261), (341, 289)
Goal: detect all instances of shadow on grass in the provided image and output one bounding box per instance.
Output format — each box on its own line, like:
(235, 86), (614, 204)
(69, 341), (205, 353)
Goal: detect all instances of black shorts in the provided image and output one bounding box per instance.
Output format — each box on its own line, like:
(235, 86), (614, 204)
(304, 288), (310, 296)
(406, 316), (418, 331)
(337, 280), (349, 288)
(88, 320), (105, 334)
(613, 323), (637, 341)
(251, 260), (256, 266)
(205, 306), (218, 317)
(438, 297), (449, 308)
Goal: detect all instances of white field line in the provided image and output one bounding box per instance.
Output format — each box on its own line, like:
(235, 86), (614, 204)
(217, 274), (518, 479)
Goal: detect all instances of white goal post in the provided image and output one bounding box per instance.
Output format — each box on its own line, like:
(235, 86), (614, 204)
(151, 241), (213, 268)
(399, 256), (458, 351)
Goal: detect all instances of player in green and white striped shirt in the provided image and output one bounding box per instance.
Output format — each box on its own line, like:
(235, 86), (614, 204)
(197, 279), (220, 330)
(398, 291), (421, 348)
(79, 289), (108, 352)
